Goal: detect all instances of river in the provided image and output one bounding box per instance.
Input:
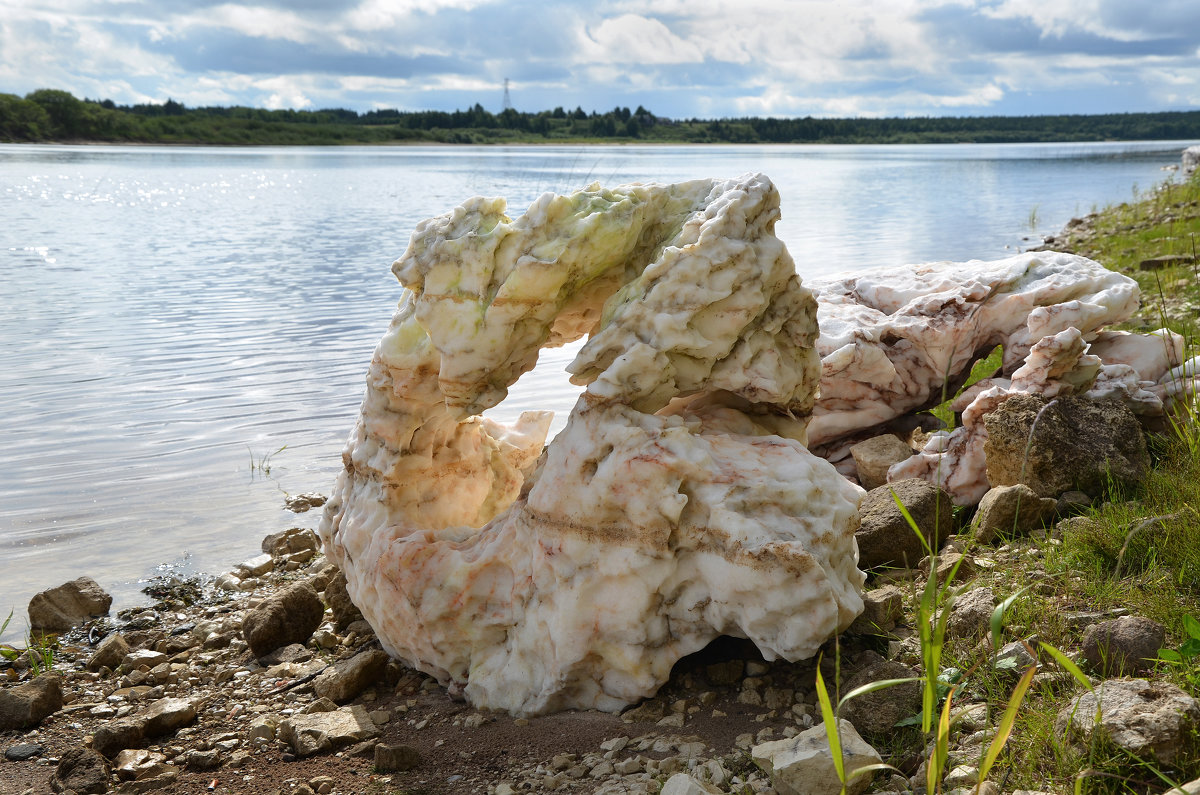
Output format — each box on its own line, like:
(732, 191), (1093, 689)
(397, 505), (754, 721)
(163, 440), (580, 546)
(0, 140), (1190, 639)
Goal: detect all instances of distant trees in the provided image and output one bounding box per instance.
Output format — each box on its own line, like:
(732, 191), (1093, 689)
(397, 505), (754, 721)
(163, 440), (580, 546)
(3, 88), (1200, 146)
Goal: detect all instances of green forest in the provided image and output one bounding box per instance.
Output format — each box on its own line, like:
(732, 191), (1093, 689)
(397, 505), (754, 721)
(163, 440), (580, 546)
(4, 88), (1200, 145)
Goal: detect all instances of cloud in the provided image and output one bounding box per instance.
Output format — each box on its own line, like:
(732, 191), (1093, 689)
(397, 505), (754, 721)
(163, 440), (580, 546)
(0, 0), (1198, 117)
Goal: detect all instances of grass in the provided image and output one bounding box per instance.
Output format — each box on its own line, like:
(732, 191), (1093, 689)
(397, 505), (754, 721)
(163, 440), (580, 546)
(816, 172), (1200, 793)
(0, 609), (58, 676)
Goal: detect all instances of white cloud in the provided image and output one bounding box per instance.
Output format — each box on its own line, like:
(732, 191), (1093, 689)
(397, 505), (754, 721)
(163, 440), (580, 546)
(578, 14), (704, 64)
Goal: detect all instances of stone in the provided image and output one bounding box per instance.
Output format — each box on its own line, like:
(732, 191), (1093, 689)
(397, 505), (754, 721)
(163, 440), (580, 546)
(279, 705), (379, 757)
(850, 434), (914, 490)
(312, 648), (389, 704)
(374, 743), (421, 772)
(839, 660), (922, 735)
(993, 640), (1036, 676)
(946, 587), (996, 640)
(752, 718), (882, 795)
(856, 478), (954, 570)
(1184, 145), (1200, 177)
(241, 580), (324, 657)
(1056, 678), (1200, 763)
(258, 642), (313, 666)
(0, 673), (62, 730)
(4, 742), (43, 761)
(120, 649), (168, 672)
(285, 493), (327, 513)
(262, 526), (321, 559)
(323, 569), (364, 631)
(51, 747), (111, 794)
(319, 174), (865, 717)
(846, 585), (905, 636)
(972, 484), (1057, 545)
(983, 394), (1149, 499)
(233, 553), (274, 578)
(139, 697), (197, 736)
(86, 632), (130, 672)
(1081, 616), (1165, 676)
(91, 719), (146, 757)
(113, 749), (167, 780)
(811, 254), (1142, 505)
(660, 773), (722, 795)
(183, 748), (221, 770)
(28, 576), (112, 632)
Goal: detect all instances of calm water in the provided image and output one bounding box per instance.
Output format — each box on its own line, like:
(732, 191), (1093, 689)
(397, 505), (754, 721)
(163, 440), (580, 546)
(0, 141), (1190, 637)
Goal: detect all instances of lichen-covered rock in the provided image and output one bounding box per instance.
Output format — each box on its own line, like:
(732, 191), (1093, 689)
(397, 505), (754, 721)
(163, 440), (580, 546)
(856, 478), (954, 570)
(241, 581), (324, 658)
(946, 587), (996, 640)
(972, 484), (1057, 545)
(28, 576), (112, 632)
(850, 434), (913, 490)
(1082, 616), (1165, 676)
(50, 748), (111, 794)
(0, 674), (61, 731)
(984, 394), (1149, 498)
(1057, 678), (1200, 764)
(312, 649), (389, 704)
(839, 659), (922, 735)
(85, 632), (129, 672)
(320, 174), (865, 716)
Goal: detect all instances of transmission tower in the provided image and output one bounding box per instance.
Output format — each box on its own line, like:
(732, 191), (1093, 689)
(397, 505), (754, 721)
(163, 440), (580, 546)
(502, 78), (513, 111)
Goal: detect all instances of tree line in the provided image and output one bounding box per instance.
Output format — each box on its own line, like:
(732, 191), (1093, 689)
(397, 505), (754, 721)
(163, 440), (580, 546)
(4, 88), (1200, 146)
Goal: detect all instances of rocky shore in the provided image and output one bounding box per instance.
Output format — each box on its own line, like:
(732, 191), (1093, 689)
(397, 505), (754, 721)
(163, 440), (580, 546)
(9, 165), (1200, 794)
(6, 459), (1200, 795)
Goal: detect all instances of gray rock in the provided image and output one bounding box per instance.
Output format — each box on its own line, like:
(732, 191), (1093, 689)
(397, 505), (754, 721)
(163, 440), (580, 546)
(1185, 145), (1200, 177)
(284, 493), (327, 513)
(0, 674), (62, 730)
(972, 484), (1057, 544)
(840, 660), (922, 735)
(113, 749), (167, 780)
(4, 742), (43, 761)
(857, 478), (955, 570)
(984, 394), (1149, 499)
(28, 576), (112, 632)
(660, 773), (722, 794)
(241, 580), (324, 657)
(86, 632), (130, 672)
(846, 585), (904, 636)
(91, 719), (145, 757)
(753, 718), (881, 795)
(324, 569), (364, 631)
(1056, 678), (1200, 763)
(233, 553), (274, 579)
(183, 748), (222, 770)
(50, 747), (111, 794)
(139, 697), (197, 736)
(1081, 616), (1165, 676)
(120, 649), (168, 673)
(280, 705), (379, 758)
(258, 642), (314, 666)
(262, 526), (321, 559)
(946, 587), (996, 640)
(312, 648), (389, 704)
(850, 435), (914, 491)
(993, 640), (1036, 677)
(374, 742), (422, 772)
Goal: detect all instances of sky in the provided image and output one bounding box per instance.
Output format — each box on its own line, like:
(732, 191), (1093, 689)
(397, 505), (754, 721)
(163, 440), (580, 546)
(3, 0), (1200, 119)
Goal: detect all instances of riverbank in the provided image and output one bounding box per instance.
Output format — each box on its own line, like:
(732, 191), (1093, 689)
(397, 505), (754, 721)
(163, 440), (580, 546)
(6, 173), (1200, 795)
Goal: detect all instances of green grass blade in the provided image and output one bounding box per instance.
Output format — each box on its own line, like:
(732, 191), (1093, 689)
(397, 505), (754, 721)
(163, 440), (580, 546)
(990, 587), (1029, 653)
(1039, 642), (1094, 692)
(928, 684), (957, 794)
(838, 677), (921, 710)
(977, 663), (1037, 785)
(814, 659), (846, 786)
